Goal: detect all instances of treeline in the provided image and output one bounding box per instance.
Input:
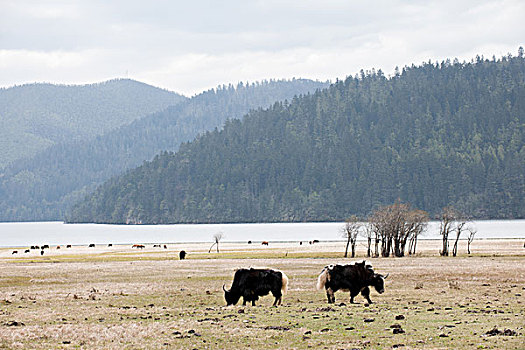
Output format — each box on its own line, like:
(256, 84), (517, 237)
(68, 53), (525, 224)
(0, 79), (328, 221)
(0, 79), (185, 168)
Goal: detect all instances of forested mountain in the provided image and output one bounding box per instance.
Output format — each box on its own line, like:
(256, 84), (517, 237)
(0, 79), (328, 221)
(0, 79), (186, 168)
(68, 54), (525, 224)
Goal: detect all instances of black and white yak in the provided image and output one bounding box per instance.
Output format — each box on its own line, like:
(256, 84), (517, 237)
(316, 261), (388, 304)
(223, 268), (288, 306)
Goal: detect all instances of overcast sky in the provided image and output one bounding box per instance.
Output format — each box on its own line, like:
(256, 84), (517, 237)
(1, 0), (523, 96)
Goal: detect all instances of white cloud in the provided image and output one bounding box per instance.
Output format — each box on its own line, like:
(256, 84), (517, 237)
(0, 0), (523, 95)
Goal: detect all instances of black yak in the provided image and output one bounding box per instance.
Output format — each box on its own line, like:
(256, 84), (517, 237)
(317, 261), (388, 304)
(223, 268), (288, 306)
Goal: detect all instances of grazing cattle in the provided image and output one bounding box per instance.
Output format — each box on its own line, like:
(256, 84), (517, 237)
(30, 246), (36, 250)
(248, 240), (252, 244)
(262, 241), (269, 246)
(42, 245), (49, 249)
(88, 244), (95, 248)
(35, 245), (40, 250)
(313, 239), (319, 244)
(56, 246), (61, 249)
(40, 250), (44, 255)
(179, 250), (186, 260)
(24, 249), (30, 253)
(132, 244), (145, 249)
(66, 245), (72, 248)
(223, 268), (288, 306)
(108, 244), (113, 247)
(12, 250), (18, 254)
(163, 245), (167, 249)
(316, 261), (388, 304)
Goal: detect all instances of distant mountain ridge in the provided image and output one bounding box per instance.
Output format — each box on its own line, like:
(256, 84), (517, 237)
(0, 79), (186, 168)
(67, 54), (525, 224)
(0, 79), (328, 221)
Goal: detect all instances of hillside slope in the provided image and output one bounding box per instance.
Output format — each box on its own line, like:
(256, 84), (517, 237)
(68, 55), (525, 223)
(0, 79), (186, 168)
(0, 79), (328, 221)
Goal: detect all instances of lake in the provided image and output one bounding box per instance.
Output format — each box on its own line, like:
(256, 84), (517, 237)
(0, 220), (524, 247)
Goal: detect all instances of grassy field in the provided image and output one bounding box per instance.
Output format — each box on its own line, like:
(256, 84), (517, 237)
(0, 240), (523, 349)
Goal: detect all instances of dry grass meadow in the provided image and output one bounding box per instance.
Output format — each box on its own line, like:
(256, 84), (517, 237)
(0, 239), (524, 349)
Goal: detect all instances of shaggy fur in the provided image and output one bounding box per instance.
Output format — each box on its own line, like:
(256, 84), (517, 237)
(224, 268), (288, 306)
(317, 261), (386, 304)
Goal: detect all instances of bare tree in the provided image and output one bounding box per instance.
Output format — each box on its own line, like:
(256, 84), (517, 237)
(439, 207), (457, 256)
(360, 222), (374, 258)
(467, 227), (477, 254)
(452, 215), (469, 257)
(342, 215), (362, 258)
(369, 202), (428, 257)
(208, 232), (224, 253)
(407, 210), (429, 255)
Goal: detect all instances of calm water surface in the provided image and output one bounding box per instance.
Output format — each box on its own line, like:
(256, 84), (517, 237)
(0, 220), (524, 247)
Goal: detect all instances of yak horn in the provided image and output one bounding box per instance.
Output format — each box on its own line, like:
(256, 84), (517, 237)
(384, 273), (389, 279)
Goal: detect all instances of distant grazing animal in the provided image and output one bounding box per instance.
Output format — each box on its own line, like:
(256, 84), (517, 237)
(299, 241), (303, 245)
(108, 244), (113, 247)
(12, 250), (18, 254)
(56, 246), (60, 249)
(179, 250), (187, 260)
(223, 268), (288, 306)
(30, 246), (37, 250)
(163, 245), (167, 249)
(316, 261), (388, 304)
(34, 245), (40, 249)
(42, 245), (49, 249)
(66, 245), (72, 248)
(132, 244), (145, 249)
(313, 239), (319, 244)
(262, 241), (269, 246)
(248, 241), (252, 244)
(88, 244), (95, 248)
(24, 249), (30, 253)
(40, 250), (44, 255)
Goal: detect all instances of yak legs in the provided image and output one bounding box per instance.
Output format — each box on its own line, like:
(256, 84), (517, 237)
(349, 287), (372, 304)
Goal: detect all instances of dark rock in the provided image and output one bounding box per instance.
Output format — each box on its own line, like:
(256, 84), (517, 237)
(304, 330), (312, 335)
(485, 327), (517, 336)
(316, 307), (335, 312)
(5, 321), (24, 326)
(390, 324), (402, 329)
(393, 328), (405, 334)
(392, 344), (405, 348)
(364, 318), (375, 323)
(263, 326), (290, 331)
(319, 328), (331, 332)
(237, 309), (245, 314)
(395, 315), (405, 320)
(345, 326), (355, 330)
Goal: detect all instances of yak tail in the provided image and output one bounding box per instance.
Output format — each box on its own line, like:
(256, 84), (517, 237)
(316, 267), (329, 290)
(281, 272), (289, 294)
